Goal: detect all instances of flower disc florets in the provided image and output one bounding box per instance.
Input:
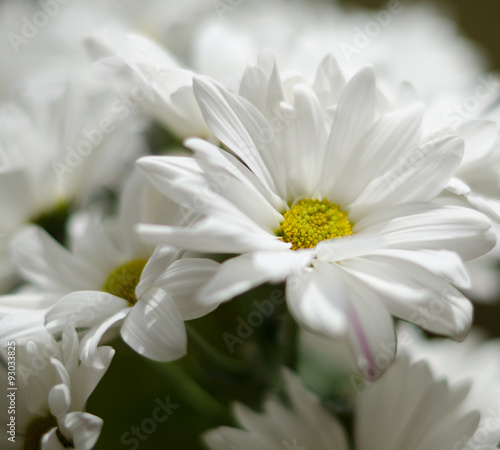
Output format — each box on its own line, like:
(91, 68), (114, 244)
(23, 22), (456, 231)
(278, 199), (353, 250)
(102, 259), (148, 306)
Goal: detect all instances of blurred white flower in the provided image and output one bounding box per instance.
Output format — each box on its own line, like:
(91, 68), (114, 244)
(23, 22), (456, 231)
(0, 172), (219, 363)
(401, 323), (500, 447)
(204, 369), (349, 450)
(137, 56), (495, 379)
(205, 360), (497, 450)
(1, 327), (113, 449)
(0, 81), (146, 294)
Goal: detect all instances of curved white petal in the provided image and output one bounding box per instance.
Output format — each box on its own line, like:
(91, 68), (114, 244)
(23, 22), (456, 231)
(193, 75), (286, 196)
(349, 136), (464, 220)
(121, 287), (187, 362)
(138, 216), (288, 254)
(59, 411), (103, 450)
(45, 291), (128, 331)
(10, 226), (103, 291)
(200, 250), (314, 305)
(80, 309), (130, 369)
(151, 257), (221, 320)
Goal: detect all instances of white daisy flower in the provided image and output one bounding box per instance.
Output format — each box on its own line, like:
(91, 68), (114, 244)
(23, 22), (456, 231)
(204, 369), (349, 450)
(137, 56), (495, 379)
(0, 80), (147, 293)
(204, 360), (496, 450)
(400, 323), (500, 447)
(0, 172), (219, 363)
(1, 327), (113, 449)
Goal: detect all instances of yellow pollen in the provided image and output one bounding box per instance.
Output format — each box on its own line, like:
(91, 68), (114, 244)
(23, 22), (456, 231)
(277, 199), (353, 250)
(102, 259), (148, 306)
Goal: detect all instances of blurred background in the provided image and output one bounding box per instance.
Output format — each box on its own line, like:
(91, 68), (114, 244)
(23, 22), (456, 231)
(342, 0), (500, 71)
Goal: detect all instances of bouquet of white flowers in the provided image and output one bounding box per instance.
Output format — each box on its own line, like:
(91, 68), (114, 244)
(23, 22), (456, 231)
(2, 0), (500, 449)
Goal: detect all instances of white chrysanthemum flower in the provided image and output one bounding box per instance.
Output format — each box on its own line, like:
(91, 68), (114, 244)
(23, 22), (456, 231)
(400, 323), (500, 447)
(0, 173), (219, 363)
(0, 81), (147, 293)
(1, 328), (113, 449)
(204, 369), (349, 450)
(204, 360), (497, 450)
(137, 56), (495, 379)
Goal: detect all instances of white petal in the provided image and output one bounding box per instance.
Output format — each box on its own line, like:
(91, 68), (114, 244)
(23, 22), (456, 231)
(458, 119), (498, 166)
(354, 203), (495, 261)
(341, 256), (473, 340)
(59, 411), (103, 450)
(138, 216), (288, 254)
(48, 384), (71, 419)
(121, 287), (187, 362)
(10, 226), (103, 291)
(193, 75), (286, 196)
(349, 136), (464, 219)
(45, 291), (128, 331)
(200, 250), (314, 305)
(313, 54), (346, 110)
(328, 103), (423, 206)
(41, 428), (65, 450)
(151, 257), (221, 320)
(80, 309), (129, 369)
(0, 168), (35, 229)
(321, 67), (377, 194)
(73, 346), (115, 412)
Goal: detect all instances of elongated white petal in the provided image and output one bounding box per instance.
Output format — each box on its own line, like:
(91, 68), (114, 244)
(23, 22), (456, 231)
(121, 287), (187, 361)
(138, 216), (288, 254)
(200, 250), (314, 305)
(328, 104), (423, 206)
(321, 67), (377, 194)
(45, 291), (128, 331)
(349, 136), (464, 219)
(193, 75), (286, 196)
(353, 203), (495, 261)
(10, 226), (103, 291)
(341, 256), (473, 340)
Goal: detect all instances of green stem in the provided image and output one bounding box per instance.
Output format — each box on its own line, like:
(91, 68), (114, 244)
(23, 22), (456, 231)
(186, 323), (250, 377)
(148, 360), (232, 425)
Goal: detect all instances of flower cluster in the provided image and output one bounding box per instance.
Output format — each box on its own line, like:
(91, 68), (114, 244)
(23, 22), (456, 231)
(1, 0), (500, 448)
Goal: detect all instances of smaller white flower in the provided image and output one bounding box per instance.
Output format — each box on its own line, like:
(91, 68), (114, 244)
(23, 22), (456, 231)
(1, 327), (113, 449)
(204, 369), (349, 450)
(400, 323), (500, 447)
(0, 80), (147, 293)
(0, 172), (219, 364)
(204, 359), (498, 450)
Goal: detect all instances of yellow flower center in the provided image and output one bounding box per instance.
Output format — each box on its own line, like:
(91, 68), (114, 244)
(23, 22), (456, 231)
(102, 259), (148, 306)
(277, 199), (353, 250)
